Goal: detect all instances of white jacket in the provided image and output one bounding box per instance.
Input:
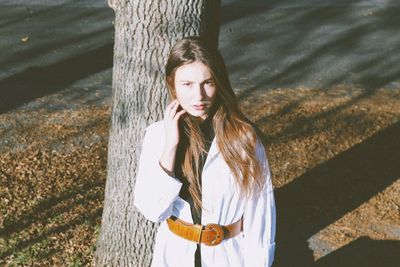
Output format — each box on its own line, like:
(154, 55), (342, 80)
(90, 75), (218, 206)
(134, 121), (276, 267)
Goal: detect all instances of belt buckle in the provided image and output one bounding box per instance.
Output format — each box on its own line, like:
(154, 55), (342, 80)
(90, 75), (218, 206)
(204, 223), (224, 246)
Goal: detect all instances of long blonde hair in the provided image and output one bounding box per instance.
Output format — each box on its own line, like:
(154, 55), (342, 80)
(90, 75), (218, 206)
(165, 37), (264, 213)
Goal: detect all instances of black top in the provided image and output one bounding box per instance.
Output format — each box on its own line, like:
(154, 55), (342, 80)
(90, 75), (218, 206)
(175, 117), (215, 224)
(174, 117), (214, 267)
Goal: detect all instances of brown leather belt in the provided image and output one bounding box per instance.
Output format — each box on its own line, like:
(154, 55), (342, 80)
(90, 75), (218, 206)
(166, 216), (243, 246)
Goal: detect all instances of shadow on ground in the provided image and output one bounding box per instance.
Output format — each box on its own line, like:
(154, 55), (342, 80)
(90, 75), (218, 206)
(315, 237), (400, 267)
(0, 43), (113, 114)
(2, 1), (400, 112)
(221, 0), (400, 92)
(272, 122), (400, 266)
(0, 3), (114, 114)
(0, 166), (105, 258)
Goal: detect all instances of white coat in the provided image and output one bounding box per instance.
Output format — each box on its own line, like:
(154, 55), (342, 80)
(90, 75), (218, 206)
(134, 120), (276, 267)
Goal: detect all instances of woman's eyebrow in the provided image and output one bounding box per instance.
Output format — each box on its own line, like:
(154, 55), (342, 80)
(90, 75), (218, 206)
(202, 78), (214, 83)
(178, 78), (213, 83)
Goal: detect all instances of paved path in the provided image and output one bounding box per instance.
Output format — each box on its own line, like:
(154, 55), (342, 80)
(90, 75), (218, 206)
(220, 0), (400, 92)
(1, 0), (400, 112)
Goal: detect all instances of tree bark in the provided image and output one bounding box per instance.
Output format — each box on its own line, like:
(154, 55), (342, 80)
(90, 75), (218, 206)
(94, 1), (220, 266)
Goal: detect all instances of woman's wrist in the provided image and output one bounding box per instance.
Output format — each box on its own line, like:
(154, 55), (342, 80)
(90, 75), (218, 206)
(160, 146), (177, 176)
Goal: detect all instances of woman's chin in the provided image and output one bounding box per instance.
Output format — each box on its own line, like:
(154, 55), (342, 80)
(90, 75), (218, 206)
(186, 110), (208, 120)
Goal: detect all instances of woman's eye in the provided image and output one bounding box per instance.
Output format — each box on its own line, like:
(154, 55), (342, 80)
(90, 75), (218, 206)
(205, 81), (214, 85)
(182, 83), (191, 86)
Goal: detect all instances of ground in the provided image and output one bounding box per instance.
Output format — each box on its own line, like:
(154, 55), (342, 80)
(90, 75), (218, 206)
(0, 84), (399, 266)
(1, 1), (400, 266)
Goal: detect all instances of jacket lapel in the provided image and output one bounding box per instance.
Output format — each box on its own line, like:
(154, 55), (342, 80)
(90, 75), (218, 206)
(203, 137), (219, 170)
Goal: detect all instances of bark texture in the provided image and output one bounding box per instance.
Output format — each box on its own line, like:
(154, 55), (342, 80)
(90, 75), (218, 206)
(94, 1), (220, 266)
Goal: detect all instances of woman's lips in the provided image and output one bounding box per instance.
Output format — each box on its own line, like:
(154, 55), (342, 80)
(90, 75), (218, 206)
(192, 104), (207, 110)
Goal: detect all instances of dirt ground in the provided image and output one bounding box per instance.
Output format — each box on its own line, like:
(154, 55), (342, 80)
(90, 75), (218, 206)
(0, 85), (399, 266)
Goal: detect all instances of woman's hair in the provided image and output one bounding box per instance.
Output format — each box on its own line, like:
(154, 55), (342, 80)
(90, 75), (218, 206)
(165, 36), (264, 213)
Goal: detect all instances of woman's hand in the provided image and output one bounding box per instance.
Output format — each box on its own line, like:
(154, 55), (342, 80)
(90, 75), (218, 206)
(163, 99), (186, 149)
(159, 99), (186, 176)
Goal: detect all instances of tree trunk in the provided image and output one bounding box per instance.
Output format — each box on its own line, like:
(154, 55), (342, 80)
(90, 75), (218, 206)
(94, 1), (220, 266)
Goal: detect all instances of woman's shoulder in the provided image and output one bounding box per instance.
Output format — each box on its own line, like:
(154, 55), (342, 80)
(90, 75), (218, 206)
(145, 120), (164, 133)
(141, 120), (165, 154)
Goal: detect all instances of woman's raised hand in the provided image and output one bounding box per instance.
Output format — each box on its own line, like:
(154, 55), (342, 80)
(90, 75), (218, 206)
(163, 99), (186, 149)
(160, 99), (186, 175)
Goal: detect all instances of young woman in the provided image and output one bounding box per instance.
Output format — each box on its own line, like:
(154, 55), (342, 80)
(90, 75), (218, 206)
(134, 36), (276, 267)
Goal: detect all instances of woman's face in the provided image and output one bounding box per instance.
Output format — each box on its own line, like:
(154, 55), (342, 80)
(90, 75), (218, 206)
(173, 61), (217, 121)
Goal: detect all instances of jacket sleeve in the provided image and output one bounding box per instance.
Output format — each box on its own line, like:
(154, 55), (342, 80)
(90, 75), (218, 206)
(242, 141), (276, 267)
(133, 125), (183, 223)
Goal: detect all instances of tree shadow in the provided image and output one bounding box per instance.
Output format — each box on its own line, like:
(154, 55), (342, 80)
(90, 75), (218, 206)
(272, 121), (400, 266)
(0, 43), (113, 114)
(1, 25), (112, 74)
(221, 0), (271, 24)
(315, 237), (400, 267)
(0, 206), (102, 260)
(258, 89), (376, 145)
(0, 178), (104, 239)
(221, 1), (400, 94)
(0, 2), (114, 114)
(0, 177), (104, 259)
(0, 1), (75, 29)
(0, 110), (108, 262)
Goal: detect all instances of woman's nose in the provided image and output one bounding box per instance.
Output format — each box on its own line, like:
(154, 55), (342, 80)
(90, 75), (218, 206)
(193, 84), (206, 100)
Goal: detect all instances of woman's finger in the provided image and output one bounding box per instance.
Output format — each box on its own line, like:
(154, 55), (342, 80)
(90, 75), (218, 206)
(165, 99), (177, 118)
(170, 99), (179, 108)
(167, 100), (179, 120)
(170, 100), (180, 117)
(173, 109), (186, 122)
